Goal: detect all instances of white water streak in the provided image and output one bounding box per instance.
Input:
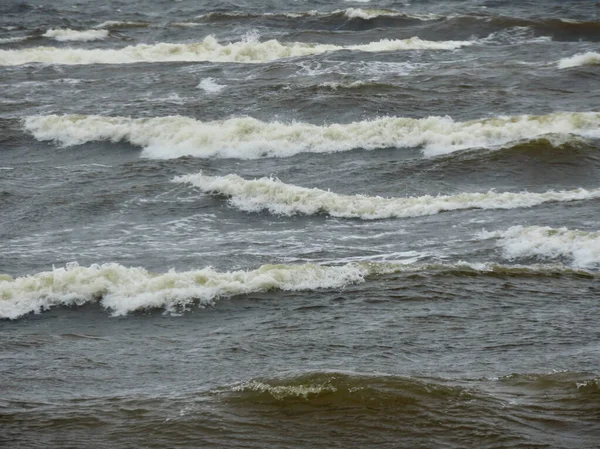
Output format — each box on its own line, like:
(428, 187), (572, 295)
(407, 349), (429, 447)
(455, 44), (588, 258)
(0, 34), (469, 66)
(23, 112), (600, 159)
(174, 173), (600, 219)
(43, 28), (109, 42)
(0, 261), (591, 319)
(558, 52), (600, 69)
(480, 226), (600, 268)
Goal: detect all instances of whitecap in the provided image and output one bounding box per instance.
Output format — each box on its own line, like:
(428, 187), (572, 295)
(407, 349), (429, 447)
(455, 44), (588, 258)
(174, 173), (600, 219)
(23, 112), (600, 159)
(43, 28), (109, 42)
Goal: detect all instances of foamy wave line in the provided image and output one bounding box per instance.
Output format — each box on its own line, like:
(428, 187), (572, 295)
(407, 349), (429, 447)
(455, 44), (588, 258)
(0, 36), (27, 44)
(0, 261), (592, 320)
(231, 380), (337, 399)
(0, 261), (370, 320)
(94, 20), (148, 29)
(23, 112), (600, 159)
(338, 8), (441, 20)
(197, 77), (226, 93)
(558, 52), (600, 69)
(0, 34), (468, 66)
(480, 226), (600, 268)
(195, 8), (440, 21)
(174, 173), (600, 219)
(43, 28), (109, 42)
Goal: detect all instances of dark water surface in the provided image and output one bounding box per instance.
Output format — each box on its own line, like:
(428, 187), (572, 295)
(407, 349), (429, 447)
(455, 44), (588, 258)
(1, 0), (600, 447)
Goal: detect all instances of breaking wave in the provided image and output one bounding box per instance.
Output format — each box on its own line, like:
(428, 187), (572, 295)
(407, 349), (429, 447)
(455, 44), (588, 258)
(225, 372), (473, 405)
(1, 261), (594, 320)
(23, 112), (600, 159)
(94, 20), (149, 29)
(0, 261), (370, 319)
(480, 226), (600, 268)
(558, 52), (600, 69)
(174, 173), (600, 219)
(195, 8), (440, 22)
(0, 36), (27, 44)
(197, 77), (226, 94)
(0, 34), (469, 66)
(42, 28), (109, 42)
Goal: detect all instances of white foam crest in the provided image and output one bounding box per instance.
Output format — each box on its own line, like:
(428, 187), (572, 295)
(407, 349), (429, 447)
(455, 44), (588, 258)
(23, 112), (600, 160)
(174, 173), (600, 219)
(0, 261), (372, 320)
(342, 8), (404, 19)
(340, 8), (441, 21)
(232, 380), (337, 399)
(0, 36), (27, 44)
(95, 20), (147, 29)
(558, 52), (600, 69)
(0, 34), (470, 66)
(2, 261), (594, 320)
(197, 77), (226, 93)
(479, 226), (600, 268)
(43, 28), (109, 42)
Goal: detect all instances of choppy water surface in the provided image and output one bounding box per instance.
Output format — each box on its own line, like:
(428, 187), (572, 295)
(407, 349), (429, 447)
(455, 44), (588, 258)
(1, 0), (600, 447)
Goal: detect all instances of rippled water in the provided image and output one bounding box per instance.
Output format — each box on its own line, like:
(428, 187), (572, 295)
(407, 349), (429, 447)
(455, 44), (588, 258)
(1, 0), (600, 447)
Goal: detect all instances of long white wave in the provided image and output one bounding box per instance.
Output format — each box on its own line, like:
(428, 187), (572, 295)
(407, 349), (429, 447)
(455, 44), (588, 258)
(0, 261), (592, 320)
(0, 34), (469, 66)
(0, 36), (27, 44)
(480, 226), (600, 268)
(43, 28), (109, 42)
(0, 261), (369, 319)
(174, 173), (600, 219)
(558, 52), (600, 69)
(195, 8), (441, 21)
(23, 112), (600, 159)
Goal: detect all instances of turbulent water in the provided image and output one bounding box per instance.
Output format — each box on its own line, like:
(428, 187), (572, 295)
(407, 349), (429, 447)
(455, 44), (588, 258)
(2, 0), (600, 448)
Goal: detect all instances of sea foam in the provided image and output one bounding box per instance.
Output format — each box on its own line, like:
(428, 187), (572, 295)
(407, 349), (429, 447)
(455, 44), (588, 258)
(0, 261), (592, 320)
(23, 112), (600, 159)
(43, 28), (109, 42)
(0, 34), (470, 66)
(480, 226), (600, 268)
(174, 173), (600, 219)
(197, 77), (226, 93)
(558, 52), (600, 69)
(0, 261), (370, 319)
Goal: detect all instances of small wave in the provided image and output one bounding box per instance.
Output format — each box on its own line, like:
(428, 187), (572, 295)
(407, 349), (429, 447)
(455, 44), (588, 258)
(498, 372), (600, 393)
(0, 34), (469, 66)
(479, 226), (600, 268)
(94, 20), (148, 29)
(197, 77), (226, 94)
(0, 36), (27, 44)
(174, 173), (600, 220)
(42, 28), (109, 42)
(23, 112), (600, 159)
(317, 80), (392, 90)
(341, 8), (437, 21)
(195, 8), (439, 22)
(1, 261), (593, 320)
(225, 372), (473, 405)
(440, 14), (600, 42)
(558, 52), (600, 69)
